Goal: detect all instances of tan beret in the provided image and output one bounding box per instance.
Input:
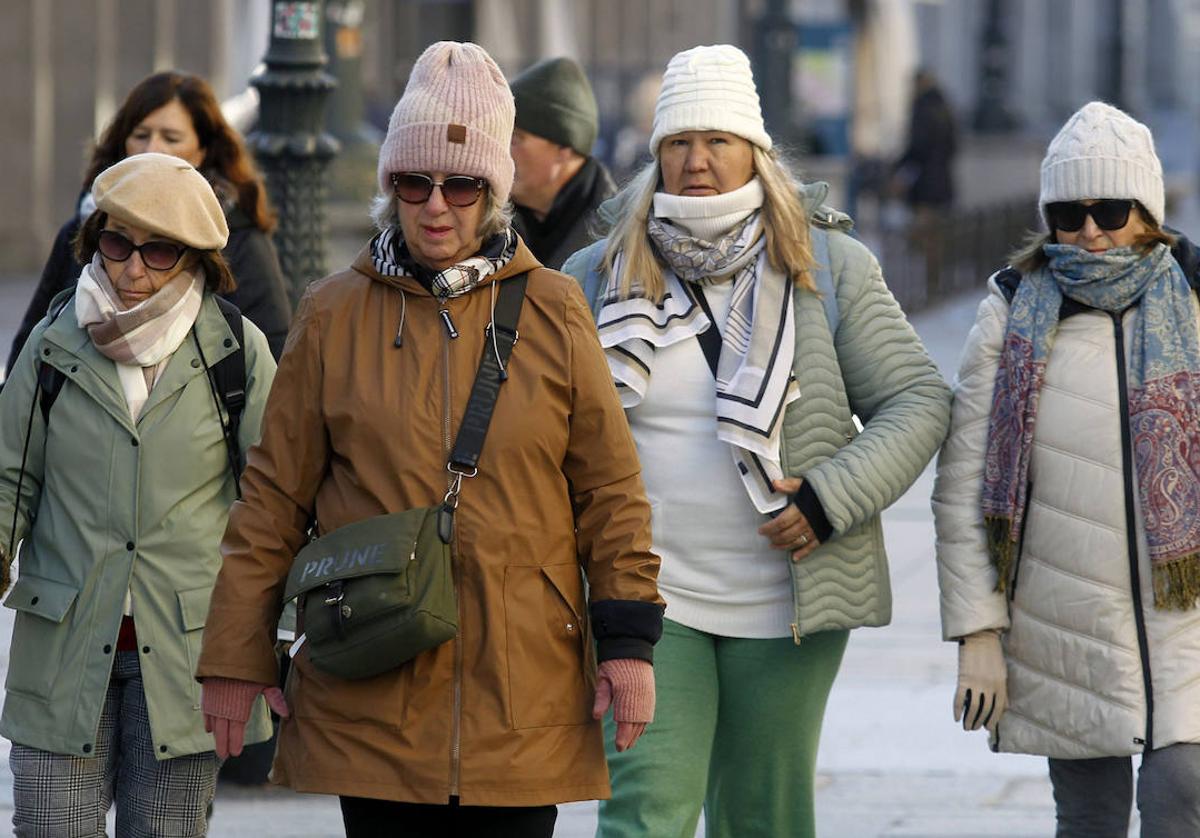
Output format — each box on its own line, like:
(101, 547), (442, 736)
(92, 152), (229, 250)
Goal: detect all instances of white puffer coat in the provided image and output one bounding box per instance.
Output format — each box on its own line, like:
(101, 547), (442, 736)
(933, 273), (1200, 759)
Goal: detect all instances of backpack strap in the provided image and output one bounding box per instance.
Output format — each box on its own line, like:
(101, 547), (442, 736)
(36, 293), (75, 424)
(211, 296), (247, 477)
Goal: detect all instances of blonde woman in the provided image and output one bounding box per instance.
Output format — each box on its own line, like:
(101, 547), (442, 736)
(562, 44), (950, 838)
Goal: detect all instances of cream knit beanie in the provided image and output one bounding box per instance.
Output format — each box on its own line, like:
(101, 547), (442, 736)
(649, 44), (771, 155)
(1040, 101), (1164, 226)
(93, 152), (228, 250)
(377, 41), (515, 205)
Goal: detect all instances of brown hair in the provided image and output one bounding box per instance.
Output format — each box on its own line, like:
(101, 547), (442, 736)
(83, 71), (276, 234)
(1009, 202), (1177, 273)
(75, 211), (237, 295)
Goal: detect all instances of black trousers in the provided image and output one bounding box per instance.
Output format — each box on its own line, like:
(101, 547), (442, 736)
(339, 795), (558, 838)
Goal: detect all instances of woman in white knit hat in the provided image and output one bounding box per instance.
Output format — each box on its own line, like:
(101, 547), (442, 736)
(194, 41), (663, 838)
(562, 44), (950, 837)
(934, 101), (1200, 835)
(0, 152), (277, 835)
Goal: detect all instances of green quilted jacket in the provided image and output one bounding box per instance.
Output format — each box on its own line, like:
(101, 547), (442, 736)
(561, 182), (951, 638)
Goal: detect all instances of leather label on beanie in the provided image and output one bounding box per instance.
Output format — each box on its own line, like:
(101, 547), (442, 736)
(447, 124), (467, 144)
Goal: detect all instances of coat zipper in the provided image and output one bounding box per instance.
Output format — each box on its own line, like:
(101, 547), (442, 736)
(440, 304), (465, 796)
(1112, 312), (1155, 751)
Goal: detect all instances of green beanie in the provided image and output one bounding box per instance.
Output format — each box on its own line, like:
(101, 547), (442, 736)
(510, 57), (599, 156)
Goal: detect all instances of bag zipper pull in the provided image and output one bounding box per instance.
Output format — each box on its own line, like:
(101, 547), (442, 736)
(439, 308), (459, 339)
(437, 503), (455, 544)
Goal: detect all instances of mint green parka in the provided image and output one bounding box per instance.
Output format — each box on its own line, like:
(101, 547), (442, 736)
(0, 291), (274, 759)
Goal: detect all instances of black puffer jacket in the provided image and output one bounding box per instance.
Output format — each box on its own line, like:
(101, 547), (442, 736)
(7, 198), (291, 375)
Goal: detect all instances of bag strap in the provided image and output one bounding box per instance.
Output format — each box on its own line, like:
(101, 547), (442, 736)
(448, 274), (528, 471)
(438, 274), (528, 544)
(211, 296), (248, 480)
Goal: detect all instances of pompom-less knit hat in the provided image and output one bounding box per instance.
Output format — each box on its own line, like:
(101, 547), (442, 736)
(649, 44), (771, 155)
(1040, 101), (1165, 226)
(377, 41), (516, 205)
(93, 152), (228, 250)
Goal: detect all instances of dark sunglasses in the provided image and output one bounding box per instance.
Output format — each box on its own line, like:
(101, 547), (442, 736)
(391, 172), (487, 207)
(98, 230), (187, 271)
(1045, 199), (1136, 233)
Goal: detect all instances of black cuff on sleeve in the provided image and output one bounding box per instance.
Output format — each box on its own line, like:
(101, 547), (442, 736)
(597, 637), (655, 663)
(590, 600), (665, 663)
(791, 480), (834, 543)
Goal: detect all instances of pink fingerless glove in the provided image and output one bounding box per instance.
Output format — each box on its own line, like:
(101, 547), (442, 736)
(592, 658), (655, 723)
(201, 677), (289, 759)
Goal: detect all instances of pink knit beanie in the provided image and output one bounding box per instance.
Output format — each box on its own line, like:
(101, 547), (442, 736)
(376, 41), (515, 205)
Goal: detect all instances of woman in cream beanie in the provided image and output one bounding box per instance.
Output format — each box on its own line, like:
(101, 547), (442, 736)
(195, 41), (663, 838)
(935, 100), (1200, 835)
(0, 151), (278, 834)
(562, 43), (950, 838)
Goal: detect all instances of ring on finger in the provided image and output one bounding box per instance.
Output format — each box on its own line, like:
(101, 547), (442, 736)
(797, 534), (809, 546)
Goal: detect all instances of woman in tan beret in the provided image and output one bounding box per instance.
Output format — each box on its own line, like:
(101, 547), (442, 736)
(0, 152), (277, 835)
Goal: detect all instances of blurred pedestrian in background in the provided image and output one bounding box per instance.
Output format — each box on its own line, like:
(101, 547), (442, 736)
(508, 56), (615, 270)
(893, 69), (957, 293)
(194, 41), (663, 838)
(563, 43), (951, 838)
(7, 70), (292, 376)
(0, 152), (276, 836)
(934, 101), (1200, 837)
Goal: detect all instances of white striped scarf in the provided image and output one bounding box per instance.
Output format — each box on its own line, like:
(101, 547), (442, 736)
(596, 215), (798, 513)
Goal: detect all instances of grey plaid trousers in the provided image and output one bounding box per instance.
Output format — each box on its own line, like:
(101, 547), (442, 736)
(9, 650), (220, 837)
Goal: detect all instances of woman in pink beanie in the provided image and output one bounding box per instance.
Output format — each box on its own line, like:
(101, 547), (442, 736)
(194, 41), (663, 838)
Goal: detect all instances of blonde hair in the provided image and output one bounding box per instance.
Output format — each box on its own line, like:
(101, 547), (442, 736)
(603, 145), (815, 302)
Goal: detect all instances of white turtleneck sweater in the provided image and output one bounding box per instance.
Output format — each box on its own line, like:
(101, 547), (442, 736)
(631, 178), (794, 638)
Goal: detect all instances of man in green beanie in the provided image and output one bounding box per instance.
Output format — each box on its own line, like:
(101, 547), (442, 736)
(509, 56), (616, 270)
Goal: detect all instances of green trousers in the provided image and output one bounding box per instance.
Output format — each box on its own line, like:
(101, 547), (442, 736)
(597, 619), (849, 838)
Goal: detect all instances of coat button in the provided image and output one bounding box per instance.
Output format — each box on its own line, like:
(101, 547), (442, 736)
(159, 745), (168, 754)
(103, 644), (112, 654)
(126, 541), (135, 551)
(191, 358), (201, 368)
(82, 744), (92, 754)
(130, 438), (138, 447)
(70, 365), (78, 373)
(223, 338), (233, 348)
(42, 348), (50, 357)
(142, 645), (150, 654)
(29, 597), (38, 606)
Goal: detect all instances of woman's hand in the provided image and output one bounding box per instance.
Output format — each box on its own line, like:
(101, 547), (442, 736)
(758, 478), (820, 561)
(592, 658), (655, 752)
(201, 677), (290, 758)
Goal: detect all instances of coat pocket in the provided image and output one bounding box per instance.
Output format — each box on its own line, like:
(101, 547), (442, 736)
(504, 563), (592, 729)
(3, 574), (80, 700)
(177, 586), (213, 709)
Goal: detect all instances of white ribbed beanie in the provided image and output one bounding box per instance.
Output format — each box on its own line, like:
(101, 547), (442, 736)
(377, 41), (515, 205)
(649, 44), (771, 155)
(1040, 101), (1164, 226)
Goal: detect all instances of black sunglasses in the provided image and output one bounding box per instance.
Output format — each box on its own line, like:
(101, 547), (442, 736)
(1045, 200), (1136, 233)
(98, 230), (187, 271)
(391, 172), (487, 207)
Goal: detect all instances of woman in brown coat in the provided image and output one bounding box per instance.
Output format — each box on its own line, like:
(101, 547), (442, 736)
(194, 41), (663, 838)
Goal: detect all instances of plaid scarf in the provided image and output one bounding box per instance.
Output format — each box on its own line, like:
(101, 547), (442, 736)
(983, 243), (1200, 609)
(596, 211), (799, 513)
(370, 226), (517, 300)
(75, 254), (204, 419)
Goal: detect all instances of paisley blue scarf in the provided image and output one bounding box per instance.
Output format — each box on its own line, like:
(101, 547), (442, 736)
(983, 243), (1200, 609)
